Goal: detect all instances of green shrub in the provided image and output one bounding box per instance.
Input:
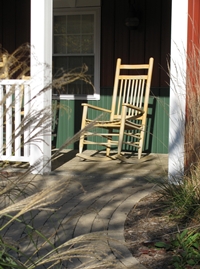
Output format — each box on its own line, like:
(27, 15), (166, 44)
(155, 229), (200, 268)
(156, 161), (200, 221)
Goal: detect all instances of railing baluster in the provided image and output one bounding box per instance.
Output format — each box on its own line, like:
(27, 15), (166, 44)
(24, 83), (30, 157)
(0, 85), (4, 155)
(15, 84), (21, 157)
(6, 85), (12, 156)
(0, 80), (31, 162)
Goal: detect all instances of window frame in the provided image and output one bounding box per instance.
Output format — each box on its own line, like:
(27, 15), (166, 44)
(53, 7), (101, 100)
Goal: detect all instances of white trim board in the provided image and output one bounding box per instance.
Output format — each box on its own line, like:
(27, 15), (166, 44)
(31, 0), (53, 174)
(168, 0), (188, 180)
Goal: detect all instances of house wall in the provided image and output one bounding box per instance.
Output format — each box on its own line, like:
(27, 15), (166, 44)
(100, 0), (171, 89)
(0, 0), (171, 154)
(187, 0), (200, 53)
(54, 0), (171, 153)
(0, 0), (30, 53)
(184, 0), (200, 167)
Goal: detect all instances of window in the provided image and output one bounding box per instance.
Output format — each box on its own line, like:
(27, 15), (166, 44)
(53, 8), (100, 100)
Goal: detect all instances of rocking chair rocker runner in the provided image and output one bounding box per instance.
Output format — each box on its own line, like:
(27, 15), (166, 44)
(77, 57), (154, 161)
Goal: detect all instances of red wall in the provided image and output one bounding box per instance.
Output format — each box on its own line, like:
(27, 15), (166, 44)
(188, 0), (200, 53)
(0, 0), (30, 53)
(0, 0), (171, 91)
(101, 0), (171, 90)
(185, 0), (200, 168)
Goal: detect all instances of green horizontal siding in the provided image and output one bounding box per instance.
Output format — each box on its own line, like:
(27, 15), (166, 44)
(144, 95), (169, 153)
(53, 87), (169, 154)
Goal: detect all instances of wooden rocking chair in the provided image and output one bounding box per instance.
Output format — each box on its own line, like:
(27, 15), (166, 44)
(77, 57), (154, 161)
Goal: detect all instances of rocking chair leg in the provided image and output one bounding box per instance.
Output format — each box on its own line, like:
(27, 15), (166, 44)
(138, 129), (145, 159)
(79, 135), (84, 154)
(118, 106), (126, 156)
(106, 145), (110, 157)
(106, 129), (113, 157)
(138, 146), (142, 159)
(79, 106), (88, 154)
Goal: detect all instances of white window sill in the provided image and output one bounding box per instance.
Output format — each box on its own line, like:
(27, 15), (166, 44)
(52, 93), (100, 101)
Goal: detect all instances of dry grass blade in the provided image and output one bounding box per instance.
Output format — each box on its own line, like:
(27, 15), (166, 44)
(0, 171), (36, 200)
(0, 43), (127, 269)
(0, 43), (30, 79)
(51, 112), (108, 161)
(30, 232), (122, 269)
(0, 180), (69, 229)
(53, 64), (94, 94)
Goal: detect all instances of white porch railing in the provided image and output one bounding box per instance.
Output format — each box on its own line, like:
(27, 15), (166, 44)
(0, 79), (31, 163)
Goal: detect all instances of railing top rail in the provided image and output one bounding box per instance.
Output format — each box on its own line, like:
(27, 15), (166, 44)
(0, 79), (30, 85)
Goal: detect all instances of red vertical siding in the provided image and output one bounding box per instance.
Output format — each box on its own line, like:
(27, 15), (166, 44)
(0, 0), (2, 48)
(16, 0), (30, 48)
(185, 0), (200, 168)
(188, 0), (200, 53)
(187, 0), (200, 95)
(0, 0), (30, 53)
(1, 0), (171, 90)
(114, 0), (130, 62)
(2, 0), (16, 53)
(160, 0), (171, 89)
(129, 0), (146, 64)
(100, 0), (115, 88)
(101, 0), (171, 89)
(145, 0), (162, 87)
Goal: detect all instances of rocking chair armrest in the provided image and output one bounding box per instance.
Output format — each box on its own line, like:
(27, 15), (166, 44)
(81, 103), (111, 113)
(122, 103), (145, 114)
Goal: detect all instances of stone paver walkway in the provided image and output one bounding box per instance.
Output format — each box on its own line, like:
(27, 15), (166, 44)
(1, 151), (168, 268)
(48, 150), (168, 268)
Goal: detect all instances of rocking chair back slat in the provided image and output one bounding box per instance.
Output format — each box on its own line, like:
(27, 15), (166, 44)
(112, 74), (149, 119)
(111, 58), (152, 122)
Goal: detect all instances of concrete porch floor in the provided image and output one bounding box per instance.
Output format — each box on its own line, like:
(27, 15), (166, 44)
(52, 150), (168, 178)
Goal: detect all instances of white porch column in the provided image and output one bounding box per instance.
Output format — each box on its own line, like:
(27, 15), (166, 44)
(169, 0), (188, 179)
(30, 0), (53, 174)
